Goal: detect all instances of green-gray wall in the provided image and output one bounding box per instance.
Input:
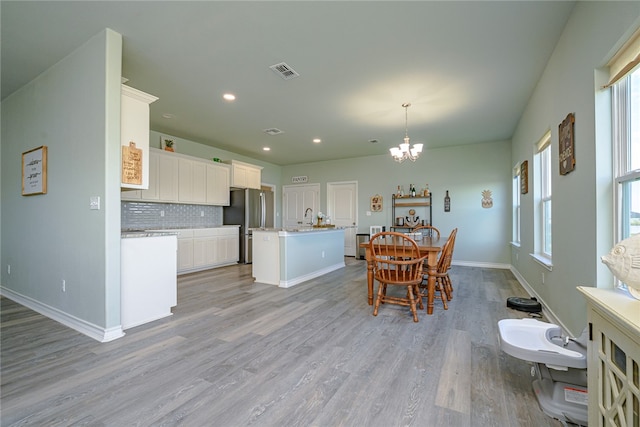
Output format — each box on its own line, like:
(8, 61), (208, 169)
(1, 29), (123, 338)
(510, 2), (640, 335)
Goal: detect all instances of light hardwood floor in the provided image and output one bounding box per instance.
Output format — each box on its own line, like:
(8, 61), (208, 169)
(1, 258), (561, 426)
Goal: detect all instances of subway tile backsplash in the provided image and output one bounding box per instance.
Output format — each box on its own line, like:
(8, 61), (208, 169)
(122, 202), (223, 230)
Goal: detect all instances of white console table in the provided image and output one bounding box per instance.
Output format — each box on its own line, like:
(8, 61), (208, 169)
(577, 286), (640, 427)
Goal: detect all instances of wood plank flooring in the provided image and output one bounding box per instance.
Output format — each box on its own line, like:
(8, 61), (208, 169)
(1, 258), (562, 426)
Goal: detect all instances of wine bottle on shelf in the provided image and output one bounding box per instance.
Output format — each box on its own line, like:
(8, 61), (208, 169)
(396, 185), (402, 198)
(411, 184), (416, 197)
(444, 190), (451, 212)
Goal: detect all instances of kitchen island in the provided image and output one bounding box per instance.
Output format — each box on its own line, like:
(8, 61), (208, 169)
(252, 228), (345, 287)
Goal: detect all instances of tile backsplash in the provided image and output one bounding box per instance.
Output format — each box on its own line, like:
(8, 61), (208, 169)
(122, 202), (223, 230)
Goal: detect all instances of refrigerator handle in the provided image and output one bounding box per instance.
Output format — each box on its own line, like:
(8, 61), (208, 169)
(260, 192), (266, 228)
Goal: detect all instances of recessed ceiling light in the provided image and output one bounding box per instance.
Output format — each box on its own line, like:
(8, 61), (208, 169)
(162, 113), (174, 119)
(313, 138), (321, 143)
(263, 147), (271, 151)
(223, 93), (236, 101)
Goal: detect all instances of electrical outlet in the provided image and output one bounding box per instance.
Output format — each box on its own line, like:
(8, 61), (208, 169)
(322, 250), (325, 258)
(7, 265), (10, 275)
(62, 279), (66, 292)
(160, 210), (165, 217)
(541, 272), (545, 284)
(200, 211), (205, 217)
(515, 253), (519, 261)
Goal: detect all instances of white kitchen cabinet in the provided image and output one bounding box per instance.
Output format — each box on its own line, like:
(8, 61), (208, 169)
(120, 85), (158, 190)
(157, 152), (179, 202)
(577, 286), (640, 427)
(177, 231), (194, 271)
(124, 149), (230, 206)
(206, 163), (231, 205)
(225, 160), (262, 189)
(174, 227), (240, 274)
(178, 158), (207, 203)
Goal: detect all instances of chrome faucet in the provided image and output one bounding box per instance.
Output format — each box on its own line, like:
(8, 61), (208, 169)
(304, 208), (313, 225)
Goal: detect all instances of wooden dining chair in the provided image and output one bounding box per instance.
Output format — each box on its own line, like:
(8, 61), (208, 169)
(411, 225), (440, 239)
(419, 228), (457, 309)
(369, 232), (427, 322)
(441, 228), (458, 300)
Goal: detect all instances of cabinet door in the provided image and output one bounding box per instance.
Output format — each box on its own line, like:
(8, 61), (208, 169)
(179, 159), (207, 204)
(158, 154), (179, 202)
(206, 164), (230, 205)
(177, 239), (194, 271)
(246, 167), (261, 189)
(233, 164), (248, 188)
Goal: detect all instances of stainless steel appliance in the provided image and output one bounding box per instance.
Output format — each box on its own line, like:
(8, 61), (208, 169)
(223, 188), (274, 263)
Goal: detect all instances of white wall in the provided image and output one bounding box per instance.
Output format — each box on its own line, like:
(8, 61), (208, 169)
(1, 29), (123, 339)
(511, 2), (640, 335)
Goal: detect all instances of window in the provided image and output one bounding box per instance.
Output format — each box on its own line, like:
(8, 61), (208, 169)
(512, 164), (521, 245)
(613, 66), (640, 240)
(531, 130), (552, 268)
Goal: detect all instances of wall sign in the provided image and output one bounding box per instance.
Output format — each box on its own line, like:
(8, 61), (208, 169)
(121, 141), (142, 185)
(22, 146), (48, 196)
(292, 175), (308, 183)
(520, 160), (528, 194)
(559, 113), (575, 175)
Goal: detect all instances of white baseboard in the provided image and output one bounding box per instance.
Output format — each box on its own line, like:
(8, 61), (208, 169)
(451, 260), (511, 269)
(0, 286), (125, 342)
(279, 262), (346, 288)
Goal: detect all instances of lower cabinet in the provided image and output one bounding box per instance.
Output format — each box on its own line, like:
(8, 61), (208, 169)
(176, 227), (239, 274)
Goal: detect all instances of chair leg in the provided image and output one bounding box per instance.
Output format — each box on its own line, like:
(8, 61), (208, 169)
(414, 284), (424, 310)
(373, 283), (385, 316)
(444, 274), (453, 300)
(407, 285), (419, 322)
(436, 278), (448, 310)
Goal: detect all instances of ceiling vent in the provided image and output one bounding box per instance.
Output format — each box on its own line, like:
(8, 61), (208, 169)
(263, 128), (284, 136)
(269, 62), (299, 80)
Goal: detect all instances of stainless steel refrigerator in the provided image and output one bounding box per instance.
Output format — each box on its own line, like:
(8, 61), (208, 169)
(223, 188), (274, 264)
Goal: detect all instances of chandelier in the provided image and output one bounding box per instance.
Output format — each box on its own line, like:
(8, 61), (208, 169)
(389, 103), (423, 163)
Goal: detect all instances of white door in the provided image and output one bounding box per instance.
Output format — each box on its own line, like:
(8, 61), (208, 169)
(328, 181), (357, 256)
(283, 184), (320, 228)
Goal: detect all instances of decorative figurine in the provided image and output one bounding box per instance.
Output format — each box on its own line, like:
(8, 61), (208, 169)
(601, 234), (640, 300)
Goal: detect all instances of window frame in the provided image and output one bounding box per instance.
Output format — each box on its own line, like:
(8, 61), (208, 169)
(530, 130), (553, 270)
(512, 164), (521, 246)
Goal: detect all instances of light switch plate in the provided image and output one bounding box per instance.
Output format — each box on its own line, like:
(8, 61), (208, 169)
(90, 196), (100, 210)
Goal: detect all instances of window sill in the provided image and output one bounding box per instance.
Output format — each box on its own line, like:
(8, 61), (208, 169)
(510, 241), (521, 248)
(530, 253), (553, 271)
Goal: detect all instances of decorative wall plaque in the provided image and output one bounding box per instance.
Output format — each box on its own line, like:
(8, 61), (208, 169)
(520, 160), (528, 194)
(121, 141), (142, 185)
(559, 113), (575, 175)
(370, 194), (383, 212)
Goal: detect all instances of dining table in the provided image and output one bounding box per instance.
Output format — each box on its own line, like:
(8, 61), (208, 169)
(359, 234), (447, 315)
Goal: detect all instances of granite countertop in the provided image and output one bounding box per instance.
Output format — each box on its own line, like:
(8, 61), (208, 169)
(252, 227), (345, 233)
(121, 231), (179, 239)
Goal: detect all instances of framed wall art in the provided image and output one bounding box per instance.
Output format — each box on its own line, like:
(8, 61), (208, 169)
(559, 113), (575, 175)
(520, 160), (528, 194)
(22, 146), (48, 196)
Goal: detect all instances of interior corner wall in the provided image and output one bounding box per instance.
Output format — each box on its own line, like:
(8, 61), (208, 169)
(510, 2), (640, 335)
(0, 29), (122, 332)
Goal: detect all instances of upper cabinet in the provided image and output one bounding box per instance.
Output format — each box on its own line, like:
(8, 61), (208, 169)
(225, 160), (262, 189)
(120, 85), (158, 190)
(122, 148), (230, 206)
